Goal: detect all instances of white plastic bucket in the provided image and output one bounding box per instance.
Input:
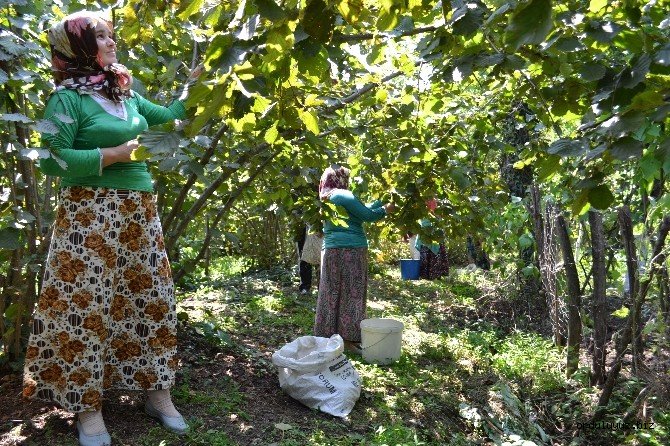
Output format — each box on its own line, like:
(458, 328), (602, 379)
(360, 318), (404, 365)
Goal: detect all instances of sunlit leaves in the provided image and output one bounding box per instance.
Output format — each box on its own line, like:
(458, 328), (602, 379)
(177, 0), (206, 20)
(337, 0), (364, 25)
(298, 109), (319, 134)
(263, 23), (296, 71)
(505, 0), (553, 50)
(230, 112), (257, 133)
(377, 0), (402, 31)
(264, 123), (279, 144)
(588, 0), (607, 14)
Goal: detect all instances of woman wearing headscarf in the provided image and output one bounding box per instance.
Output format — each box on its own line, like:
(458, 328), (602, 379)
(415, 198), (449, 280)
(315, 166), (394, 353)
(22, 11), (200, 445)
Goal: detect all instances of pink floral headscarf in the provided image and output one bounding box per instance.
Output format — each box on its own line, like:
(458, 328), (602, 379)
(47, 11), (132, 102)
(319, 166), (350, 200)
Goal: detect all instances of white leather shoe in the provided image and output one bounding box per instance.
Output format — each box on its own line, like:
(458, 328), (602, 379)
(144, 399), (188, 435)
(76, 421), (112, 446)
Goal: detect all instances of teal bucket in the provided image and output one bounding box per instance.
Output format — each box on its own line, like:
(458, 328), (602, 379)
(400, 259), (420, 280)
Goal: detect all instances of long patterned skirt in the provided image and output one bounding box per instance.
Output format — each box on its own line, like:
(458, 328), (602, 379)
(23, 187), (178, 413)
(419, 244), (449, 280)
(314, 247), (368, 342)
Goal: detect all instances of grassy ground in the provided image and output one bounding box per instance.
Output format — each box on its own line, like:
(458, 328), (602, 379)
(1, 264), (668, 445)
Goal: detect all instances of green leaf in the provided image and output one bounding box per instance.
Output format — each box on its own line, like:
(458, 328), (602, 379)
(130, 146), (152, 161)
(588, 0), (607, 13)
(0, 228), (21, 250)
(609, 136), (643, 160)
(337, 0), (364, 24)
(230, 112), (257, 132)
(1, 113), (31, 123)
(451, 1), (486, 37)
(138, 131), (180, 154)
(571, 190), (591, 216)
(600, 112), (645, 137)
(303, 0), (335, 43)
(547, 139), (588, 157)
(255, 0), (286, 20)
(519, 233), (534, 249)
(377, 0), (400, 31)
(264, 123), (279, 144)
(33, 119), (58, 134)
(588, 185), (615, 210)
(298, 109), (319, 134)
(639, 154), (662, 181)
(578, 62), (606, 82)
(54, 113), (74, 124)
(621, 54), (651, 89)
(505, 0), (553, 50)
(177, 0), (205, 20)
(398, 145), (421, 161)
(536, 155), (561, 181)
(3, 302), (19, 320)
(630, 90), (666, 111)
(20, 148), (50, 161)
(612, 306), (629, 318)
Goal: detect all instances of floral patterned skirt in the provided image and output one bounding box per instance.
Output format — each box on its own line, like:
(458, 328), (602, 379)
(419, 244), (449, 280)
(314, 247), (368, 342)
(23, 187), (178, 412)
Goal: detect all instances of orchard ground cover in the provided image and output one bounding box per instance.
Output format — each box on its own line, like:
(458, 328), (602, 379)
(1, 261), (667, 445)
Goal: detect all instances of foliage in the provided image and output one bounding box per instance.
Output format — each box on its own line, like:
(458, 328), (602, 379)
(1, 6), (669, 445)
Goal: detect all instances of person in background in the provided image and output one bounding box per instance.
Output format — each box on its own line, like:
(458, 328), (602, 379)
(22, 11), (200, 446)
(296, 224), (313, 294)
(315, 166), (394, 354)
(416, 198), (449, 280)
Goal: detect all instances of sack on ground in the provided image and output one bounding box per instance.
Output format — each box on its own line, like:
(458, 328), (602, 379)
(271, 334), (361, 417)
(300, 232), (323, 265)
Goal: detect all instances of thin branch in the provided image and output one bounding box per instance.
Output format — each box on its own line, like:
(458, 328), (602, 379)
(162, 124), (228, 233)
(325, 70), (404, 114)
(332, 26), (439, 44)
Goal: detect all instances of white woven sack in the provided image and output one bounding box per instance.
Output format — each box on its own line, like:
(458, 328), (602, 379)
(300, 232), (322, 265)
(271, 334), (361, 417)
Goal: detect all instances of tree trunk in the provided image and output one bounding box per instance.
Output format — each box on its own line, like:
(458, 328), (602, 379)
(594, 213), (670, 421)
(528, 186), (562, 344)
(658, 256), (670, 340)
(557, 214), (582, 377)
(589, 210), (607, 385)
(618, 207), (642, 372)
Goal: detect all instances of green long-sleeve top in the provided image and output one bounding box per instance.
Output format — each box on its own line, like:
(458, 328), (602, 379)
(322, 189), (387, 249)
(39, 89), (186, 192)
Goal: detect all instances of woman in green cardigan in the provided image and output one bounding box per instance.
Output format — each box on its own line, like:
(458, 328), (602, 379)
(22, 11), (200, 445)
(315, 166), (394, 353)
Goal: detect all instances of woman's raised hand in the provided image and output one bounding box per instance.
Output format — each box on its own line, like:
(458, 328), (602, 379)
(101, 139), (139, 167)
(188, 63), (204, 80)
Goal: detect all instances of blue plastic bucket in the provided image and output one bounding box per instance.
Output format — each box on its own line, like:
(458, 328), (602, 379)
(400, 259), (420, 280)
